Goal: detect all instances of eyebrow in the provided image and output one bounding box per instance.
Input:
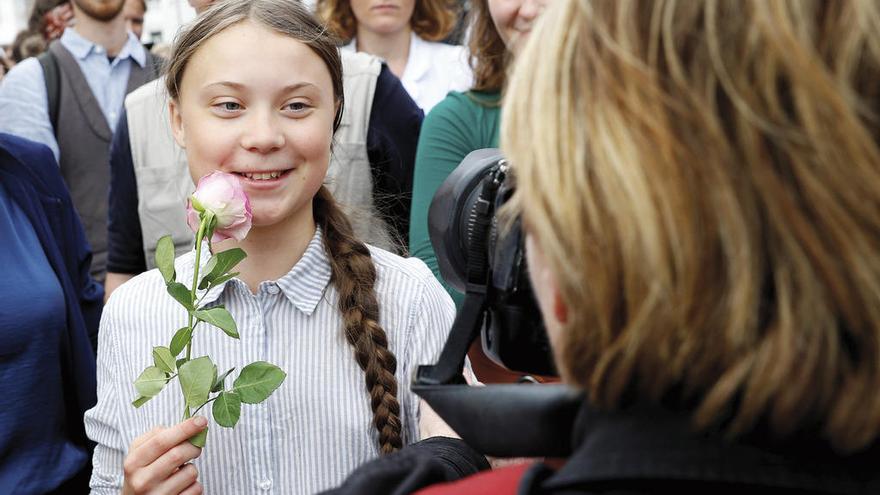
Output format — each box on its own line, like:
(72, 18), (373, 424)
(202, 81), (319, 93)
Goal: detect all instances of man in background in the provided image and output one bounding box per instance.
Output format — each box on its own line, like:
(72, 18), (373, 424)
(0, 0), (162, 282)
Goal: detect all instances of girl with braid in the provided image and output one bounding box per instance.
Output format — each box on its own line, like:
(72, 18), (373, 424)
(83, 1), (457, 493)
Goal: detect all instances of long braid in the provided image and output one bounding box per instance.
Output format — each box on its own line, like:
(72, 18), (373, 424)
(314, 186), (403, 454)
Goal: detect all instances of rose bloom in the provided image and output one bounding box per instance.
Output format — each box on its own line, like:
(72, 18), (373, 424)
(186, 171), (253, 242)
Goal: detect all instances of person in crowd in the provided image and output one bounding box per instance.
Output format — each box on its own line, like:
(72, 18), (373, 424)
(103, 0), (423, 301)
(0, 50), (12, 80)
(409, 0), (549, 307)
(413, 0), (880, 492)
(407, 0), (550, 382)
(0, 133), (103, 494)
(0, 0), (163, 282)
(85, 1), (459, 494)
(10, 30), (47, 62)
(123, 0), (146, 41)
(28, 0), (74, 43)
(316, 0), (471, 113)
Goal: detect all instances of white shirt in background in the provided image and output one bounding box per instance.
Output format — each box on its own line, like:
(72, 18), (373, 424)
(344, 32), (473, 114)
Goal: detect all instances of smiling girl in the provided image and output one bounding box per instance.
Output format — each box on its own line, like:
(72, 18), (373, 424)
(84, 1), (455, 493)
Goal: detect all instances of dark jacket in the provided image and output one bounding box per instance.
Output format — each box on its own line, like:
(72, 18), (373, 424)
(419, 400), (880, 495)
(0, 133), (102, 493)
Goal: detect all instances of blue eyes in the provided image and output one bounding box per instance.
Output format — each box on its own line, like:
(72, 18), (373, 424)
(212, 101), (310, 115)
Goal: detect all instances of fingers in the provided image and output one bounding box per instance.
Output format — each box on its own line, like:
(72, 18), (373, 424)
(131, 426), (165, 451)
(154, 463), (202, 495)
(129, 417), (207, 469)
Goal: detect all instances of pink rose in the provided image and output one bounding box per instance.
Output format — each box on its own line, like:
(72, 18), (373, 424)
(186, 171), (252, 242)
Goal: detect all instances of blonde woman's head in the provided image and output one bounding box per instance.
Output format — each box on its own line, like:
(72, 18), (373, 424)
(504, 0), (880, 453)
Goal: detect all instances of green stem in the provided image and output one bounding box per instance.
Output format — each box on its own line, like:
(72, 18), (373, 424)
(186, 220), (207, 362)
(193, 395), (220, 416)
(183, 218), (208, 420)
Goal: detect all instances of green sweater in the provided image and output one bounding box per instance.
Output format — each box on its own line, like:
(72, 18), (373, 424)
(409, 90), (501, 305)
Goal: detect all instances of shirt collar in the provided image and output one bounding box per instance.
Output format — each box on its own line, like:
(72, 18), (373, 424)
(192, 228), (332, 316)
(60, 28), (147, 67)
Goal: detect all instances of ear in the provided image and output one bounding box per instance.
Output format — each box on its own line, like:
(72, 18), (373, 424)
(552, 286), (569, 325)
(169, 99), (186, 149)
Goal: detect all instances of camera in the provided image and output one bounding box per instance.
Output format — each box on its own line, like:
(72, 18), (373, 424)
(428, 148), (555, 377)
(412, 149), (580, 458)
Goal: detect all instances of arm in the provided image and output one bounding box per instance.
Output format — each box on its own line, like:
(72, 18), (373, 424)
(0, 58), (60, 161)
(366, 65), (424, 251)
(408, 94), (477, 306)
(106, 108), (147, 301)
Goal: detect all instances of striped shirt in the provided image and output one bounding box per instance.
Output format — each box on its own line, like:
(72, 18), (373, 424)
(84, 229), (456, 494)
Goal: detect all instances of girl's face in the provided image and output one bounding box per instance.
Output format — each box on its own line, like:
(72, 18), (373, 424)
(488, 0), (551, 55)
(170, 20), (337, 233)
(350, 0), (415, 37)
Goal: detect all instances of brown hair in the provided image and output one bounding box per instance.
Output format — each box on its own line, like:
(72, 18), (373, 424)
(504, 0), (880, 453)
(166, 0), (402, 453)
(468, 0), (507, 93)
(315, 0), (459, 43)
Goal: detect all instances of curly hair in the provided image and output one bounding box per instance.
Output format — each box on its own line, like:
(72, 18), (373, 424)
(316, 0), (459, 43)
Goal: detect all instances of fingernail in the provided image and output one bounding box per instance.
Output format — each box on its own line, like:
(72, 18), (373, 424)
(193, 416), (208, 428)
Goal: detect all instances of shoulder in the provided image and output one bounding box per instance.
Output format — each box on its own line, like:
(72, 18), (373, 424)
(341, 50), (382, 77)
(421, 91), (486, 135)
(0, 133), (58, 188)
(368, 246), (438, 284)
(368, 246), (451, 304)
(125, 77), (166, 110)
(0, 56), (45, 90)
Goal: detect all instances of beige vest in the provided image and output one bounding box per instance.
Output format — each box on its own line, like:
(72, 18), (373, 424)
(128, 51), (392, 269)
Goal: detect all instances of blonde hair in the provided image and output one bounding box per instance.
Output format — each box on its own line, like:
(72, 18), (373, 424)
(315, 0), (459, 43)
(504, 0), (880, 453)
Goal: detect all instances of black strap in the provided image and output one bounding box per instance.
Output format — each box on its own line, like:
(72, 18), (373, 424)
(37, 50), (61, 137)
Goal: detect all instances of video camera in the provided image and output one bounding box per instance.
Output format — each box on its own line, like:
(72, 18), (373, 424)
(412, 149), (581, 458)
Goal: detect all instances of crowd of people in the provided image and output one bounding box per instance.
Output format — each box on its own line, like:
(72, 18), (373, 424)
(2, 0), (880, 494)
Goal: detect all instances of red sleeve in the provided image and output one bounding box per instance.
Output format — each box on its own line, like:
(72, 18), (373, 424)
(414, 463), (535, 495)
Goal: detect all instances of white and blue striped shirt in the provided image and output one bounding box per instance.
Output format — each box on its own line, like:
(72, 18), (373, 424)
(84, 229), (456, 494)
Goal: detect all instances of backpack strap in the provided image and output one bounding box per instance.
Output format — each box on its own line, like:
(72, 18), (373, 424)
(37, 50), (61, 137)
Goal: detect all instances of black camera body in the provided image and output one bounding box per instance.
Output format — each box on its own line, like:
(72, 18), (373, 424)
(427, 148), (555, 376)
(412, 149), (580, 458)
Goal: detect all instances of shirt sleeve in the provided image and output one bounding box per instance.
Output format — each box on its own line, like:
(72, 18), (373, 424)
(408, 94), (476, 306)
(402, 267), (457, 444)
(84, 304), (127, 494)
(366, 65), (424, 251)
(106, 108), (148, 275)
(0, 58), (60, 161)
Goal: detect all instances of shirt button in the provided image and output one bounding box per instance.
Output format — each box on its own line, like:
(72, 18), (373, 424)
(259, 479), (272, 490)
(267, 284), (280, 295)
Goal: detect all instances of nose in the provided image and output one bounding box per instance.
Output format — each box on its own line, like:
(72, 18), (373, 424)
(240, 111), (285, 153)
(517, 0), (544, 23)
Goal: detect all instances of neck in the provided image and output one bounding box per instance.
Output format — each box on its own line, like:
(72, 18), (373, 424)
(71, 8), (128, 56)
(214, 206), (316, 294)
(356, 26), (412, 79)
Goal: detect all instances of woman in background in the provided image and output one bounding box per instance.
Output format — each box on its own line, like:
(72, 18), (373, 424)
(0, 133), (102, 494)
(316, 0), (471, 113)
(408, 0), (550, 382)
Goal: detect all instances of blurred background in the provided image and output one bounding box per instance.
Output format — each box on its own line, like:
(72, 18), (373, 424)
(1, 0), (196, 46)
